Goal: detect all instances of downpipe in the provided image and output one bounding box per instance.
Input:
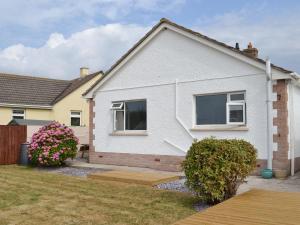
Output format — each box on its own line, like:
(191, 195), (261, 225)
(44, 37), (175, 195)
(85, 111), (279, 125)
(266, 58), (273, 170)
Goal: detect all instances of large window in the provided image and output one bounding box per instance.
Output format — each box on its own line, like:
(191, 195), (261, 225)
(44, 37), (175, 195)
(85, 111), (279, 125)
(111, 100), (147, 131)
(196, 92), (246, 125)
(12, 109), (25, 119)
(70, 111), (81, 126)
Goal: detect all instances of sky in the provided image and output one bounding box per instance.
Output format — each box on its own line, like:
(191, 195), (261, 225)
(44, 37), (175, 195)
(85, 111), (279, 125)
(0, 0), (299, 79)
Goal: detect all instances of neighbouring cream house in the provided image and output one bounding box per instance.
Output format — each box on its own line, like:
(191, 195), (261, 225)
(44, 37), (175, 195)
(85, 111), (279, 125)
(0, 68), (102, 143)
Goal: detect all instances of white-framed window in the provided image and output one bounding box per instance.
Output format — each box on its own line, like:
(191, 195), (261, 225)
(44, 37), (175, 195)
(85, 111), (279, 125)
(111, 100), (147, 131)
(12, 109), (25, 119)
(195, 92), (246, 125)
(70, 111), (81, 126)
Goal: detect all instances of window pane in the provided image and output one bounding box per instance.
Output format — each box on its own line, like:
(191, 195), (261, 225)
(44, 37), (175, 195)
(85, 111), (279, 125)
(196, 94), (227, 125)
(125, 101), (146, 130)
(230, 93), (244, 101)
(71, 111), (81, 116)
(112, 102), (124, 109)
(115, 111), (124, 130)
(229, 105), (244, 122)
(13, 109), (24, 114)
(13, 116), (24, 119)
(71, 117), (80, 126)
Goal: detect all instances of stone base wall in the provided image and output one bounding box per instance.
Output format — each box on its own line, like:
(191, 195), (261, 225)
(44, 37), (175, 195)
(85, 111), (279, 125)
(90, 151), (185, 171)
(253, 159), (268, 175)
(90, 150), (268, 174)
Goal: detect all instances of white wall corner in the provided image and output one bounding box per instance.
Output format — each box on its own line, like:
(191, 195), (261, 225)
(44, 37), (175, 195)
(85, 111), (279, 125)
(273, 142), (278, 152)
(272, 109), (277, 119)
(272, 125), (278, 136)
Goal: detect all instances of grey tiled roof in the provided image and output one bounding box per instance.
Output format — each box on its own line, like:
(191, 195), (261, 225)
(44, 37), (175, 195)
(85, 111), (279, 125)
(52, 71), (102, 104)
(0, 71), (101, 106)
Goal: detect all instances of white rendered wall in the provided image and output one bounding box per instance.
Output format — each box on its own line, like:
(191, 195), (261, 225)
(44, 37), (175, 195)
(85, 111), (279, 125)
(93, 29), (270, 159)
(293, 84), (300, 157)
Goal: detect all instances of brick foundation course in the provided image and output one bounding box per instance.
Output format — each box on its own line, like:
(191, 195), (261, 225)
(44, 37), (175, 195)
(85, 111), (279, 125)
(90, 151), (185, 172)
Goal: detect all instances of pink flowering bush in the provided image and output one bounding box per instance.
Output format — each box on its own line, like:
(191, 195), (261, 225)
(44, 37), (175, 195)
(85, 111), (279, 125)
(28, 121), (79, 166)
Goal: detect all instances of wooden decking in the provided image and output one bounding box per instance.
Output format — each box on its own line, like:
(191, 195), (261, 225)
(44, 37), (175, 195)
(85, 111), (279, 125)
(173, 189), (300, 225)
(88, 170), (180, 186)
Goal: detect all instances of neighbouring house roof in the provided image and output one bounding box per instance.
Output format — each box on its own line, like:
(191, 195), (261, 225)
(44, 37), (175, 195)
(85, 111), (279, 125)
(83, 18), (298, 97)
(0, 71), (102, 107)
(52, 71), (102, 104)
(8, 119), (53, 126)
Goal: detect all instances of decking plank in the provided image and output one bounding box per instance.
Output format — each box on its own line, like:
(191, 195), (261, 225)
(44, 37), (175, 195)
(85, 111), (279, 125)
(88, 170), (180, 186)
(173, 189), (300, 225)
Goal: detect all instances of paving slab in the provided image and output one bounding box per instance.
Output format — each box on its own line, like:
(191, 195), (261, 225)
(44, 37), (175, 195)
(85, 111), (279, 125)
(88, 170), (180, 186)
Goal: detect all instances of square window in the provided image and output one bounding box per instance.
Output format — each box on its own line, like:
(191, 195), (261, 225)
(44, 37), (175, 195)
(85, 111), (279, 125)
(111, 102), (124, 110)
(115, 110), (124, 130)
(125, 101), (147, 130)
(230, 93), (245, 101)
(227, 103), (245, 124)
(195, 92), (246, 126)
(12, 109), (25, 119)
(196, 94), (227, 125)
(112, 100), (146, 131)
(71, 111), (81, 126)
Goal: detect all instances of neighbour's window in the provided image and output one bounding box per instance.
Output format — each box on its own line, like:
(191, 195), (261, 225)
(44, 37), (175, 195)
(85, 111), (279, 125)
(111, 100), (147, 131)
(70, 111), (81, 126)
(12, 109), (25, 119)
(196, 92), (246, 125)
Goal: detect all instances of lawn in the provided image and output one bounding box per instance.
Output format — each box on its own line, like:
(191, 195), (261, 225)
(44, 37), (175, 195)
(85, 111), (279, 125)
(0, 166), (196, 225)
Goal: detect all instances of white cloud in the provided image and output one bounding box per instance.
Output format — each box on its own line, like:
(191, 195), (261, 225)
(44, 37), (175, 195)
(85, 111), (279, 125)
(0, 23), (149, 79)
(194, 8), (300, 73)
(0, 0), (185, 27)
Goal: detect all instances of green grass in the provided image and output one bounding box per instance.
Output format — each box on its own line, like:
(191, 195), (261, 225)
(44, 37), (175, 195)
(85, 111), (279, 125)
(0, 165), (196, 225)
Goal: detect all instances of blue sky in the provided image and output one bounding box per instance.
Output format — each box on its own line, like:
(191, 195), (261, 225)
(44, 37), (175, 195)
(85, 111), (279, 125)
(0, 0), (299, 79)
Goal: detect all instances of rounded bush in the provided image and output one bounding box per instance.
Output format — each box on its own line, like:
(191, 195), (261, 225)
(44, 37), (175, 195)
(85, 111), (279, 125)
(183, 137), (257, 204)
(28, 121), (79, 166)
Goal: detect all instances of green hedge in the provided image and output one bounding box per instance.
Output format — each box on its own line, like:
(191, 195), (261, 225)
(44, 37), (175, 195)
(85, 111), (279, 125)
(183, 137), (257, 204)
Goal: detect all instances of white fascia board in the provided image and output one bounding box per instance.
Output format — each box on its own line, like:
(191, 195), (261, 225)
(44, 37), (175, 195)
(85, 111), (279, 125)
(0, 103), (52, 109)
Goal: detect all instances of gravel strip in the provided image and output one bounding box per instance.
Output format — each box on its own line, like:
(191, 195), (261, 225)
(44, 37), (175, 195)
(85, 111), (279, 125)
(155, 177), (211, 212)
(156, 178), (191, 193)
(35, 166), (110, 177)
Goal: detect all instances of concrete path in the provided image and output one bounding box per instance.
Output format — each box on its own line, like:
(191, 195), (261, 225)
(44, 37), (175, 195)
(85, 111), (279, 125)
(238, 172), (300, 193)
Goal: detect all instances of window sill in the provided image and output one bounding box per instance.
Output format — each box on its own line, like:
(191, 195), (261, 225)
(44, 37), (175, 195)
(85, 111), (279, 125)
(191, 125), (249, 131)
(109, 131), (148, 136)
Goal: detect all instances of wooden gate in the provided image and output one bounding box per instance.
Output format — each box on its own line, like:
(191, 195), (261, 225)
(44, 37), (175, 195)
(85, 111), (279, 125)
(0, 125), (27, 164)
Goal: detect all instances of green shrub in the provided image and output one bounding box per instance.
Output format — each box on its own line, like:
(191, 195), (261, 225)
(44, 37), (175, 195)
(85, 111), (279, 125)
(183, 137), (257, 204)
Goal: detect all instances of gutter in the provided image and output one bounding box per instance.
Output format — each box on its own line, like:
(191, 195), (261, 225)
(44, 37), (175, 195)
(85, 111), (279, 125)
(0, 103), (52, 109)
(266, 58), (273, 170)
(290, 72), (300, 80)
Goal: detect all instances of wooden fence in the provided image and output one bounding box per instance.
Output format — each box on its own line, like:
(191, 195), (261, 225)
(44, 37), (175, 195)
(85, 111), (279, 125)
(0, 125), (27, 164)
